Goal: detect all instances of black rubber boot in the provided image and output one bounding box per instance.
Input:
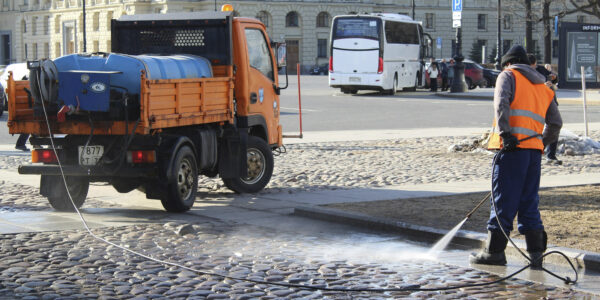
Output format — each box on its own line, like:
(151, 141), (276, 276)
(525, 230), (547, 270)
(469, 230), (508, 265)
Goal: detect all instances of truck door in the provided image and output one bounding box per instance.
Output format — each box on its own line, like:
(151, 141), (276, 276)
(241, 24), (280, 145)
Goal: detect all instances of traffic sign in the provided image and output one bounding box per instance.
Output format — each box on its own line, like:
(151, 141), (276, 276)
(452, 0), (462, 12)
(453, 19), (461, 28)
(453, 11), (462, 20)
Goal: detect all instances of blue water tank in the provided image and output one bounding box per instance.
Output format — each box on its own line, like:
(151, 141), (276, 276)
(54, 53), (213, 96)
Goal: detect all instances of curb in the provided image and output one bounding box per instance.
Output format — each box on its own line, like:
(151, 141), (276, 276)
(293, 205), (600, 272)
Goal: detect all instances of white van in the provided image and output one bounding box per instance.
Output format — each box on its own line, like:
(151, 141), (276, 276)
(328, 13), (432, 95)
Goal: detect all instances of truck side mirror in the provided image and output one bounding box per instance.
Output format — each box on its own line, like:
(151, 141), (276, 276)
(276, 43), (287, 69)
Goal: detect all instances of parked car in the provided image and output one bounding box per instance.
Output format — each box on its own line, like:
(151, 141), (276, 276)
(425, 59), (487, 90)
(0, 63), (29, 112)
(463, 61), (487, 89)
(483, 67), (501, 87)
(310, 63), (329, 75)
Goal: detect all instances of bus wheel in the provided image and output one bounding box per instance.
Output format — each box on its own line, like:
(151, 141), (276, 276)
(161, 145), (198, 212)
(386, 75), (398, 95)
(42, 175), (89, 212)
(223, 136), (274, 194)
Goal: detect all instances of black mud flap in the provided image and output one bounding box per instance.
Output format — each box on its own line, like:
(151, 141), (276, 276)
(218, 128), (248, 179)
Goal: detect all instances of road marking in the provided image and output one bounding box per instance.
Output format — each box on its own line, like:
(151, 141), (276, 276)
(280, 107), (320, 112)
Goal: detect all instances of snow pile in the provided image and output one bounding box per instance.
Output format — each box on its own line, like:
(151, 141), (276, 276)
(447, 132), (494, 154)
(448, 129), (600, 156)
(558, 129), (600, 156)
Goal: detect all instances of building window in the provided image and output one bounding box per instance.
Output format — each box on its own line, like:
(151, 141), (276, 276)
(55, 42), (61, 57)
(503, 14), (512, 30)
(502, 40), (512, 54)
(318, 39), (327, 58)
(425, 13), (435, 29)
(44, 43), (49, 58)
(22, 19), (27, 33)
(256, 11), (270, 28)
(577, 15), (586, 23)
(478, 14), (487, 30)
(93, 40), (99, 52)
(316, 12), (330, 28)
(44, 16), (49, 35)
(33, 43), (37, 59)
(106, 11), (113, 30)
(552, 40), (558, 58)
(32, 17), (37, 35)
(55, 15), (61, 34)
(106, 40), (111, 52)
(93, 12), (99, 31)
(24, 44), (28, 59)
(23, 0), (28, 5)
(286, 11), (299, 27)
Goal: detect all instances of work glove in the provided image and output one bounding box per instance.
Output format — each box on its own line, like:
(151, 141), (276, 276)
(500, 132), (519, 151)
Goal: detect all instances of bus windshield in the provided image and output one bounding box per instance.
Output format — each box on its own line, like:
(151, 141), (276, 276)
(333, 18), (380, 40)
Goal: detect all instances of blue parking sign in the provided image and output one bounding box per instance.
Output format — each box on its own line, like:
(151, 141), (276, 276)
(452, 0), (462, 12)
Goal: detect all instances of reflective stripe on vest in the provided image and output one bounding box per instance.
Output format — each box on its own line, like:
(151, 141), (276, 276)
(488, 69), (554, 150)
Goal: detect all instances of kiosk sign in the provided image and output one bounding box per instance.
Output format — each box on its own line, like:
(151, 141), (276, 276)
(558, 22), (600, 89)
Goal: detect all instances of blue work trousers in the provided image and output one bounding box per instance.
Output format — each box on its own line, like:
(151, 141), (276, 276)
(487, 149), (544, 234)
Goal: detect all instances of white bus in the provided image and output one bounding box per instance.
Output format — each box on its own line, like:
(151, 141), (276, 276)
(328, 13), (432, 94)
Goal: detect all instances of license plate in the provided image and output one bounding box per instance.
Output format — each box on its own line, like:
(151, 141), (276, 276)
(78, 145), (104, 166)
(349, 77), (361, 83)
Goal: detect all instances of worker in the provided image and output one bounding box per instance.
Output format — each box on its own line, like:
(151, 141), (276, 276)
(470, 45), (562, 269)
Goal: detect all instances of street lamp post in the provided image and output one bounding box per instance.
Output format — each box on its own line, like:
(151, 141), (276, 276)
(411, 0), (415, 20)
(495, 0), (502, 70)
(82, 0), (87, 52)
(450, 27), (466, 92)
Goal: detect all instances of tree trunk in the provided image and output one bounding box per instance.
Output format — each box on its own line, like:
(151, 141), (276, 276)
(543, 0), (551, 63)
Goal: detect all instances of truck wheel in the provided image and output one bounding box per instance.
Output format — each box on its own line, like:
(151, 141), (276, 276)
(223, 136), (273, 194)
(161, 145), (198, 212)
(41, 175), (89, 212)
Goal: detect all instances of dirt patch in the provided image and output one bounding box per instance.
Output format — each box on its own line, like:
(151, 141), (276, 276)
(324, 185), (600, 253)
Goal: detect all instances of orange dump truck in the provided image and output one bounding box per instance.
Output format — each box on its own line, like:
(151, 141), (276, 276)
(6, 12), (287, 212)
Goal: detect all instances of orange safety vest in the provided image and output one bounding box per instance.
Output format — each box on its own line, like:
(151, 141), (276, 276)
(488, 69), (554, 151)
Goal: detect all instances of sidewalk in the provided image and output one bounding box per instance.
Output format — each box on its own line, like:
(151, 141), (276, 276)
(435, 87), (600, 105)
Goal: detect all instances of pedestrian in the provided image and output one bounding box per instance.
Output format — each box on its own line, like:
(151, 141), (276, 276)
(528, 54), (562, 165)
(427, 61), (439, 92)
(440, 59), (449, 91)
(448, 59), (455, 87)
(15, 134), (30, 151)
(470, 45), (562, 269)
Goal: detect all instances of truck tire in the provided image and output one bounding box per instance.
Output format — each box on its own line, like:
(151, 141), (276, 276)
(41, 175), (89, 212)
(161, 145), (198, 212)
(223, 136), (273, 194)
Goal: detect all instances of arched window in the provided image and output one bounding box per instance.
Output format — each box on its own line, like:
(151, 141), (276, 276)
(286, 11), (299, 27)
(256, 10), (270, 27)
(316, 12), (329, 28)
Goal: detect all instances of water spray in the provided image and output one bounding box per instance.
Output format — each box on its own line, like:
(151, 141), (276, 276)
(29, 67), (578, 293)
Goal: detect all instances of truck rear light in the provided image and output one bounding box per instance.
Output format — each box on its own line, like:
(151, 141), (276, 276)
(127, 150), (156, 164)
(329, 57), (333, 72)
(377, 57), (383, 74)
(32, 149), (57, 163)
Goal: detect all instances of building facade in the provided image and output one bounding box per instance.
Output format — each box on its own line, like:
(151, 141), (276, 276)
(1, 0), (597, 72)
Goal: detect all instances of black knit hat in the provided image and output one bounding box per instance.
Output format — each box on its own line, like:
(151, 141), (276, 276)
(501, 45), (530, 67)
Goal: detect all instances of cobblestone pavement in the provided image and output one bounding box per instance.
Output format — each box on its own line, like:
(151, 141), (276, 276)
(0, 220), (595, 299)
(1, 133), (600, 298)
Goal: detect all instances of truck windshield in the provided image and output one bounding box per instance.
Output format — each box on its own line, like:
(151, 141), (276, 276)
(333, 18), (380, 40)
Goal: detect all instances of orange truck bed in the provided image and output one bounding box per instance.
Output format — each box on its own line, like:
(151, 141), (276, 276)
(7, 65), (234, 136)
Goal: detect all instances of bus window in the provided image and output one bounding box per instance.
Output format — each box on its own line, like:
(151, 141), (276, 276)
(333, 18), (380, 40)
(385, 21), (419, 44)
